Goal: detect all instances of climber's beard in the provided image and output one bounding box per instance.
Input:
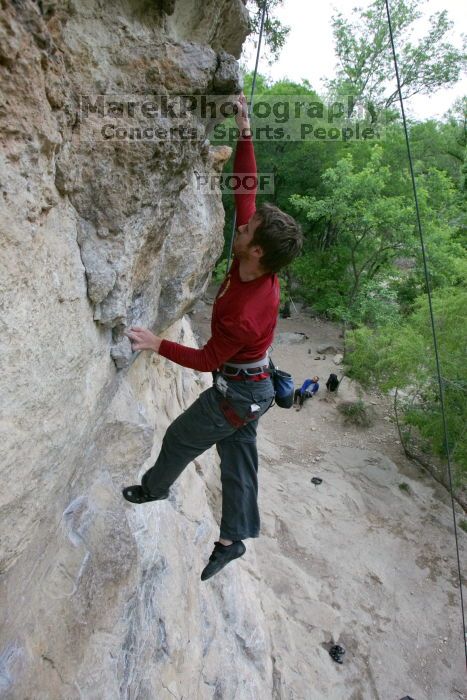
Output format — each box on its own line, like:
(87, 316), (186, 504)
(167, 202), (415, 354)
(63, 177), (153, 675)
(232, 218), (256, 259)
(232, 233), (247, 259)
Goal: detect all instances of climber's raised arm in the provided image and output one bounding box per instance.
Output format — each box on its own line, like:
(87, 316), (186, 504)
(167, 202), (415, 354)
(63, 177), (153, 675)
(233, 92), (257, 227)
(125, 98), (260, 372)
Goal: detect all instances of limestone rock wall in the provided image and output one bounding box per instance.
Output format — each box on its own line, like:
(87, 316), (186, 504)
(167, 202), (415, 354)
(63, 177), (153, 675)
(0, 2), (276, 697)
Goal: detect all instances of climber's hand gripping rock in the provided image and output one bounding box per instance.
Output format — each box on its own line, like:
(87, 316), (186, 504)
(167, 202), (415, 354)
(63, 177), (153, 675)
(125, 326), (162, 353)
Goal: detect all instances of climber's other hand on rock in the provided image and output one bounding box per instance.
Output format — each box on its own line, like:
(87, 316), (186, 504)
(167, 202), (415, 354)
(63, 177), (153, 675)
(125, 327), (162, 353)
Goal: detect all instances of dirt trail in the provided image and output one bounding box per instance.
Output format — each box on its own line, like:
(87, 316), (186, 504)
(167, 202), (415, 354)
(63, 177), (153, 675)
(191, 297), (466, 700)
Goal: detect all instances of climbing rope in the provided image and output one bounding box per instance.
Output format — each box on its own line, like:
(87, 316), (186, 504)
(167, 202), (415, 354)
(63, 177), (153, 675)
(384, 0), (467, 670)
(226, 0), (268, 271)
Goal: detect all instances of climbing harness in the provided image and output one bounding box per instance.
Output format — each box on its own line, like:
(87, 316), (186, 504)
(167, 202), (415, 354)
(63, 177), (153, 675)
(221, 354), (270, 377)
(384, 0), (467, 669)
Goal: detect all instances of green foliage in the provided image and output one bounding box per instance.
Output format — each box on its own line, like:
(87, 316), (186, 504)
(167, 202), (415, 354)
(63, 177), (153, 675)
(328, 0), (466, 118)
(337, 399), (373, 427)
(277, 269), (291, 303)
(245, 1), (290, 63)
(344, 278), (401, 326)
(346, 287), (467, 483)
(395, 167), (467, 302)
(459, 519), (467, 534)
(285, 131), (466, 320)
(212, 258), (228, 283)
(399, 482), (411, 493)
(290, 147), (416, 315)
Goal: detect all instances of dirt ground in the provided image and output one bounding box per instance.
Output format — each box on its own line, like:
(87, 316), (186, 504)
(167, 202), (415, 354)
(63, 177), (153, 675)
(190, 294), (467, 700)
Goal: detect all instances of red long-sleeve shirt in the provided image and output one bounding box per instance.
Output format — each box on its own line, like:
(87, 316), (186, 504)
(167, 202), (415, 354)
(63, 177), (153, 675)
(158, 136), (280, 372)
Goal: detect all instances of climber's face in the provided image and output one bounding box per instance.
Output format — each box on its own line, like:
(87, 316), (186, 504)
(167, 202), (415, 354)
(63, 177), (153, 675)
(233, 213), (262, 261)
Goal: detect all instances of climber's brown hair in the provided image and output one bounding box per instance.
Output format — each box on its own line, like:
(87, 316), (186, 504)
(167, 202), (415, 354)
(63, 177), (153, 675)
(250, 203), (303, 273)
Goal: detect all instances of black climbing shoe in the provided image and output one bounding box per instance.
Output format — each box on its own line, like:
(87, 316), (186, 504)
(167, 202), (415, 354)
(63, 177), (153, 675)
(201, 541), (246, 581)
(329, 644), (345, 664)
(122, 485), (169, 504)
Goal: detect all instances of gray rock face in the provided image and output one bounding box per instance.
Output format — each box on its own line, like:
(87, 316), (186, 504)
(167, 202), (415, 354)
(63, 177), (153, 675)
(275, 331), (308, 344)
(317, 344), (341, 354)
(0, 2), (278, 698)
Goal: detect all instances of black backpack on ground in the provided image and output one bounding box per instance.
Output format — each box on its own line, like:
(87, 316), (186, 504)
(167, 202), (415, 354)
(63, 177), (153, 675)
(326, 373), (340, 392)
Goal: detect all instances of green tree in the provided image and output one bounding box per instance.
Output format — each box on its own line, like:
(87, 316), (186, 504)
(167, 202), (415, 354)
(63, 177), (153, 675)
(346, 287), (467, 485)
(444, 97), (467, 191)
(244, 0), (290, 64)
(290, 147), (415, 315)
(393, 167), (466, 310)
(328, 0), (466, 118)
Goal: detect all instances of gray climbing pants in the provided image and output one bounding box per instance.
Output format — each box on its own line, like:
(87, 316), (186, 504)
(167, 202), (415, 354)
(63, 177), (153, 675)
(141, 374), (275, 541)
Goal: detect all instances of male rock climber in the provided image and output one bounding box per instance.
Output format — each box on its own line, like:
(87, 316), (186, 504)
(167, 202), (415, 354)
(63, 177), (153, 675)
(293, 376), (319, 410)
(123, 93), (303, 581)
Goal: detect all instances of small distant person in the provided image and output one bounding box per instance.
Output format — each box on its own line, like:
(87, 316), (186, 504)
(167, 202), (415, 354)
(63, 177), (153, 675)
(280, 300), (291, 318)
(326, 373), (340, 392)
(294, 376), (319, 410)
(280, 270), (292, 318)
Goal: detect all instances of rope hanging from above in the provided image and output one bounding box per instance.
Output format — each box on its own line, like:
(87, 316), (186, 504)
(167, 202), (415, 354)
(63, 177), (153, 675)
(223, 0), (467, 668)
(383, 0), (467, 671)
